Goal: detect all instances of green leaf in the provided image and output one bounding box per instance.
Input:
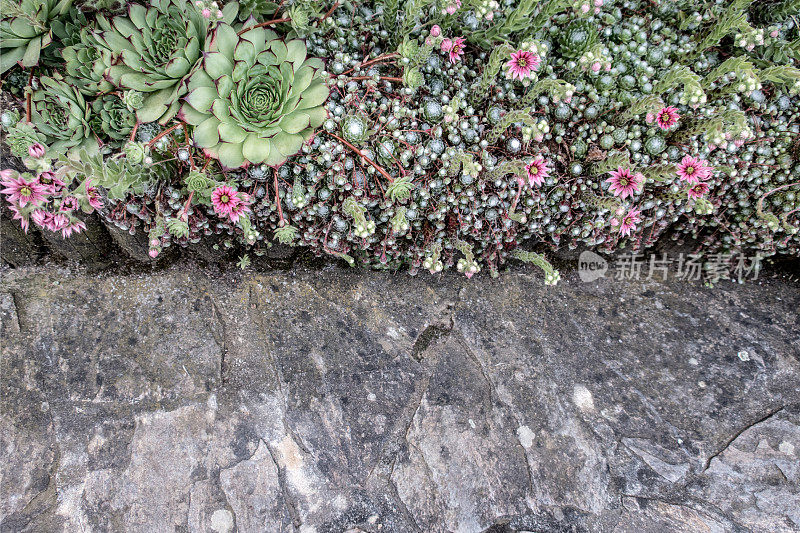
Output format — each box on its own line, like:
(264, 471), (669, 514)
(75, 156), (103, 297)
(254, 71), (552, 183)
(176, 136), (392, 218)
(218, 142), (246, 168)
(193, 117), (222, 147)
(242, 134), (271, 163)
(185, 86), (218, 112)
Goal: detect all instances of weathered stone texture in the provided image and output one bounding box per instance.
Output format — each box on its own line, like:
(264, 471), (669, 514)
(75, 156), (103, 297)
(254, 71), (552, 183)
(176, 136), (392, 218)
(1, 263), (798, 532)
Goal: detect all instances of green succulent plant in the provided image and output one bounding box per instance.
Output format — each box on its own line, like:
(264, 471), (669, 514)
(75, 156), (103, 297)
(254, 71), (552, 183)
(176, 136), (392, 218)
(40, 7), (88, 65)
(93, 0), (229, 124)
(5, 122), (47, 158)
(235, 0), (279, 21)
(91, 94), (137, 141)
(62, 26), (116, 95)
(0, 0), (73, 73)
(31, 76), (97, 154)
(181, 22), (329, 168)
(341, 114), (372, 145)
(558, 20), (598, 59)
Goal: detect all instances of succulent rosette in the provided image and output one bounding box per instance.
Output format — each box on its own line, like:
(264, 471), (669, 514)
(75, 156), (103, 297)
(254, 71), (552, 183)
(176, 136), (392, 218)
(30, 76), (97, 153)
(180, 23), (329, 169)
(0, 0), (73, 73)
(62, 26), (116, 96)
(91, 94), (137, 141)
(93, 0), (223, 124)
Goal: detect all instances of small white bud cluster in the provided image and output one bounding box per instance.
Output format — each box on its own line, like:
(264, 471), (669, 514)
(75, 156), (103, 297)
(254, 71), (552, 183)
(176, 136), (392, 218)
(423, 256), (444, 273)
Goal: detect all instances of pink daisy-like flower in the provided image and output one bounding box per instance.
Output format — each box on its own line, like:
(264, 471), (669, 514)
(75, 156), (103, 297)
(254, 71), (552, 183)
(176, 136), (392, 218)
(228, 193), (252, 224)
(211, 185), (240, 218)
(8, 203), (29, 232)
(60, 219), (86, 239)
(616, 208), (641, 237)
(524, 158), (551, 187)
(676, 155), (712, 184)
(605, 167), (644, 199)
(654, 106), (680, 130)
(447, 37), (466, 64)
(1, 174), (46, 207)
(86, 181), (104, 210)
(687, 181), (710, 199)
(506, 50), (540, 81)
(440, 38), (452, 52)
(60, 196), (79, 212)
(38, 171), (64, 196)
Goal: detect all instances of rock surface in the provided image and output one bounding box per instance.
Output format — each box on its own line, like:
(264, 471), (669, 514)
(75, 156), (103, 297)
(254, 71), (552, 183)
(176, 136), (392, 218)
(1, 262), (798, 533)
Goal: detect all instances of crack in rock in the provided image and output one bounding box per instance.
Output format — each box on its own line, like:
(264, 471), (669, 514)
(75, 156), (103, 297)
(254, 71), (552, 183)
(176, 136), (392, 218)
(703, 405), (785, 471)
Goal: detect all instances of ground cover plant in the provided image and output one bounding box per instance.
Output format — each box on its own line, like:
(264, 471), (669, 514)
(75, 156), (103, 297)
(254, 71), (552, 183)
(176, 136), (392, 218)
(1, 0), (799, 281)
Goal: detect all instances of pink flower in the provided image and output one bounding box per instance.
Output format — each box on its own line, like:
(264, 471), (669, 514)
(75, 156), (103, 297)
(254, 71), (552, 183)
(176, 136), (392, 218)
(605, 167), (644, 199)
(31, 209), (50, 228)
(60, 219), (86, 239)
(28, 142), (46, 158)
(676, 155), (712, 184)
(86, 183), (103, 210)
(447, 37), (465, 64)
(430, 25), (441, 37)
(201, 7), (211, 17)
(38, 171), (63, 195)
(228, 193), (252, 224)
(60, 196), (79, 212)
(8, 203), (29, 232)
(687, 181), (710, 199)
(590, 62), (601, 72)
(524, 158), (551, 186)
(47, 212), (69, 233)
(654, 106), (679, 130)
(211, 185), (240, 218)
(445, 0), (460, 14)
(615, 208), (641, 237)
(1, 174), (46, 207)
(440, 38), (452, 52)
(0, 169), (14, 180)
(149, 248), (160, 258)
(505, 50), (540, 81)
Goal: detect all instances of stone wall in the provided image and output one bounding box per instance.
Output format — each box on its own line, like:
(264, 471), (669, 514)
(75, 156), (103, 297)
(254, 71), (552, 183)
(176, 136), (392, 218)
(1, 263), (799, 532)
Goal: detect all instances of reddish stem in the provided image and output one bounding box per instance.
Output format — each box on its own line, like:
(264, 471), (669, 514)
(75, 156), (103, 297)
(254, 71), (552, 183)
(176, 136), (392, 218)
(129, 122), (139, 142)
(274, 168), (285, 226)
(182, 190), (194, 216)
(237, 18), (290, 35)
(349, 76), (403, 82)
(319, 1), (340, 23)
(323, 130), (394, 183)
(147, 123), (182, 147)
(340, 53), (400, 76)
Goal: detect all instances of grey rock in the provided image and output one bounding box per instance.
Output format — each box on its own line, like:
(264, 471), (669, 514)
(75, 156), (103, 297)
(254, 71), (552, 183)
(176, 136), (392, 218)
(0, 263), (798, 533)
